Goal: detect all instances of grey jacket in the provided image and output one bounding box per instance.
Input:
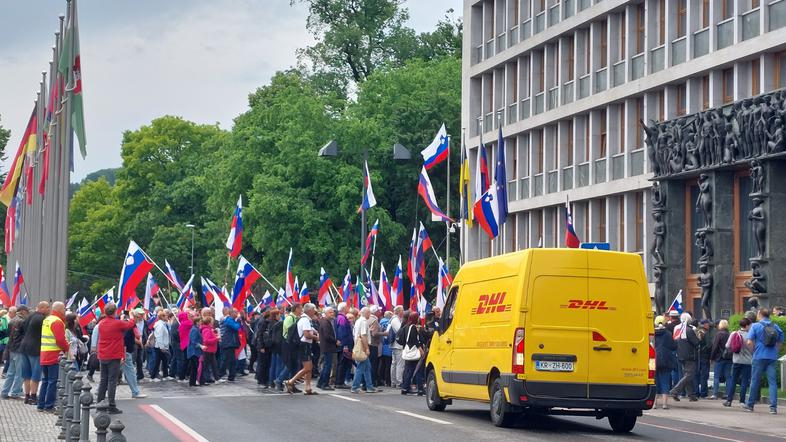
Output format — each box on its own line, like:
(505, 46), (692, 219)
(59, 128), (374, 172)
(727, 330), (753, 365)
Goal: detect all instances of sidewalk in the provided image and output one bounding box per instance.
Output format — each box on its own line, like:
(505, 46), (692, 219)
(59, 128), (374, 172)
(645, 397), (785, 439)
(0, 398), (60, 442)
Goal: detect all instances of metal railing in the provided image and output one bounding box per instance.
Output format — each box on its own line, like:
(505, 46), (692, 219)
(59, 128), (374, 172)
(742, 8), (761, 41)
(534, 92), (545, 115)
(578, 74), (590, 99)
(520, 97), (531, 119)
(533, 173), (544, 196)
(612, 60), (626, 87)
(520, 176), (530, 199)
(548, 5), (560, 27)
(547, 86), (559, 110)
(535, 11), (546, 34)
(485, 38), (495, 59)
(547, 170), (559, 193)
(474, 44), (483, 64)
(564, 0), (575, 18)
(509, 25), (519, 47)
(508, 179), (518, 201)
(521, 19), (532, 41)
(497, 32), (507, 53)
(577, 162), (590, 187)
(508, 103), (518, 124)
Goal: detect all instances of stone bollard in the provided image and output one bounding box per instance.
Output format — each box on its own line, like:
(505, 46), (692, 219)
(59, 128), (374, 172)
(107, 420), (126, 442)
(56, 357), (68, 428)
(79, 384), (93, 442)
(94, 401), (111, 442)
(67, 374), (83, 442)
(58, 364), (74, 439)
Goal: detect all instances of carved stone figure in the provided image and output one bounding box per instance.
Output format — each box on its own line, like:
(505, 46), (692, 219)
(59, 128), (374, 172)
(698, 114), (713, 167)
(669, 142), (684, 174)
(698, 263), (713, 320)
(695, 230), (713, 264)
(696, 174), (712, 229)
(642, 119), (660, 176)
(652, 182), (666, 209)
(767, 118), (784, 153)
(749, 198), (766, 258)
(685, 139), (699, 171)
(750, 159), (764, 194)
(653, 267), (665, 313)
(651, 211), (665, 266)
(744, 261), (767, 294)
(722, 122), (736, 163)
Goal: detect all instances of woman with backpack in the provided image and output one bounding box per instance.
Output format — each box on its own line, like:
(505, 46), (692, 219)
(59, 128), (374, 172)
(399, 312), (425, 396)
(723, 318), (753, 407)
(710, 319), (733, 399)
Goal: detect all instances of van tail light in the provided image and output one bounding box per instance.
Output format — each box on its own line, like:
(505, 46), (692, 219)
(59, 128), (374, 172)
(512, 328), (525, 374)
(648, 333), (656, 381)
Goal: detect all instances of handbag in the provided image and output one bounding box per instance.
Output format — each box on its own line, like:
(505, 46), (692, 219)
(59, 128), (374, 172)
(401, 326), (422, 361)
(352, 335), (368, 362)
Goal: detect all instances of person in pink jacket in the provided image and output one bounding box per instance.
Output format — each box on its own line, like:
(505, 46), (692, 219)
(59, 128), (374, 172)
(200, 317), (219, 384)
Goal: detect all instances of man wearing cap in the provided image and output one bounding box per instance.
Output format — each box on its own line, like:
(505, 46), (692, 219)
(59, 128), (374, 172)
(132, 309), (147, 381)
(665, 310), (681, 387)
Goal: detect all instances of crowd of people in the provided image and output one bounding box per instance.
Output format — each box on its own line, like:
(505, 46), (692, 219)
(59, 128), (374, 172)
(653, 305), (784, 415)
(0, 298), (444, 414)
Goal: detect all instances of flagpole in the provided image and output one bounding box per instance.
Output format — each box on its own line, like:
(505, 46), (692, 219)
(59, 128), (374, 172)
(368, 230), (378, 282)
(446, 134), (451, 268)
(247, 260), (279, 294)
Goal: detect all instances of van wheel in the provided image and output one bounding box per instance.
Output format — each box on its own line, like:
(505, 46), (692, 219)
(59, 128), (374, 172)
(608, 413), (637, 433)
(426, 370), (447, 411)
(490, 379), (517, 427)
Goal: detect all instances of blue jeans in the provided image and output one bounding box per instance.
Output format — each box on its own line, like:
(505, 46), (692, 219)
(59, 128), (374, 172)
(275, 358), (290, 384)
(713, 360), (732, 397)
(37, 364), (59, 410)
(122, 352), (140, 396)
(655, 369), (672, 394)
(318, 352), (334, 387)
(351, 359), (373, 390)
(1, 352), (24, 397)
(670, 357), (682, 391)
(746, 359), (778, 409)
(726, 363), (752, 403)
(269, 353), (283, 384)
(146, 347), (156, 374)
(694, 358), (710, 397)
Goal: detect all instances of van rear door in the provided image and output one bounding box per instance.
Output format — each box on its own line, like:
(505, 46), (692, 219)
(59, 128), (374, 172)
(587, 253), (650, 400)
(526, 250), (588, 398)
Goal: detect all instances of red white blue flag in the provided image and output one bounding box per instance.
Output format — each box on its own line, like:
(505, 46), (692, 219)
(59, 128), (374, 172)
(0, 265), (10, 307)
(77, 298), (96, 328)
(164, 259), (184, 291)
(417, 167), (454, 223)
(420, 123), (449, 170)
(475, 141), (490, 203)
(299, 282), (310, 304)
(378, 263), (391, 312)
(232, 256), (261, 310)
(667, 290), (684, 315)
(175, 275), (195, 309)
(144, 273), (158, 312)
(285, 248), (295, 301)
(204, 277), (230, 308)
(391, 256), (403, 308)
(358, 160), (377, 213)
(341, 269), (352, 303)
(11, 262), (24, 306)
(361, 219), (379, 266)
(200, 276), (214, 307)
(436, 257), (453, 310)
(261, 290), (273, 306)
(118, 241), (155, 310)
(565, 196), (581, 248)
(225, 195), (243, 258)
(96, 288), (114, 313)
(318, 267), (333, 306)
(473, 183), (500, 239)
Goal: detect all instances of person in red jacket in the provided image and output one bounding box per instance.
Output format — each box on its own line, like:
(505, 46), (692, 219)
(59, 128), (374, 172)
(38, 301), (69, 411)
(95, 303), (135, 414)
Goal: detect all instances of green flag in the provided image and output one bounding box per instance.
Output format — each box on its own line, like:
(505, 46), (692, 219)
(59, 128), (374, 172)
(58, 0), (86, 158)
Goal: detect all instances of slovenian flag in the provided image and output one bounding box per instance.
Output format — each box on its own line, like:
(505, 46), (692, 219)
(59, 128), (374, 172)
(299, 282), (310, 304)
(475, 140), (490, 203)
(361, 219), (379, 266)
(565, 196), (581, 248)
(77, 298), (96, 328)
(96, 288), (114, 313)
(378, 263), (391, 312)
(200, 276), (214, 307)
(318, 268), (333, 306)
(118, 241), (155, 310)
(473, 181), (500, 239)
(417, 167), (454, 223)
(144, 273), (158, 312)
(0, 265), (11, 307)
(164, 259), (184, 291)
(11, 262), (23, 306)
(358, 160), (377, 213)
(225, 195), (243, 258)
(261, 290), (273, 306)
(436, 257), (452, 310)
(293, 277), (300, 303)
(420, 123), (449, 170)
(285, 248), (295, 301)
(66, 292), (78, 310)
(391, 256), (403, 308)
(175, 275), (195, 309)
(232, 256), (262, 310)
(667, 290), (684, 315)
(341, 269), (352, 304)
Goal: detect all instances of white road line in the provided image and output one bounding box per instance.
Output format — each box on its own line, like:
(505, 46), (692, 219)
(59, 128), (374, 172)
(149, 404), (210, 442)
(395, 410), (453, 425)
(329, 393), (361, 402)
(638, 421), (746, 442)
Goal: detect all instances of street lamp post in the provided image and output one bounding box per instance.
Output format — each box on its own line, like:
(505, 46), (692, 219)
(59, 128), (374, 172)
(185, 223), (195, 275)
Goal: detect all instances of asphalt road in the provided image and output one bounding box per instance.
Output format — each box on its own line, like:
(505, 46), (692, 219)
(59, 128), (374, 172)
(113, 379), (784, 442)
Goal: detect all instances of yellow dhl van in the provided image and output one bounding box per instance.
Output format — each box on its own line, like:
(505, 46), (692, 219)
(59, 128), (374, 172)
(424, 248), (655, 432)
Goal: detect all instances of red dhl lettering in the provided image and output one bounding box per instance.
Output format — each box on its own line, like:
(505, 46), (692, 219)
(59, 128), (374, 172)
(471, 292), (512, 315)
(560, 299), (615, 310)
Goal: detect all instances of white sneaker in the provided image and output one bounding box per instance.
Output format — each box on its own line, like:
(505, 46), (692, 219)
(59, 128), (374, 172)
(151, 378), (160, 383)
(216, 379), (227, 383)
(132, 393), (148, 399)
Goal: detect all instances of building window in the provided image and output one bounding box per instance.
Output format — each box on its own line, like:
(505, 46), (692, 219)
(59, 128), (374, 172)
(485, 75), (493, 112)
(598, 198), (607, 242)
(751, 59), (760, 96)
(658, 91), (665, 121)
(635, 192), (644, 252)
(566, 120), (574, 166)
(618, 196), (625, 251)
(702, 75), (710, 110)
(538, 51), (545, 92)
(752, 0), (760, 9)
(536, 130), (544, 173)
(551, 43), (560, 87)
(618, 13), (626, 62)
(584, 115), (590, 161)
(583, 29), (590, 74)
(619, 105), (626, 153)
(676, 84), (686, 116)
(567, 36), (575, 81)
(722, 0), (734, 20)
(599, 110), (607, 158)
(702, 0), (710, 28)
(635, 97), (644, 147)
(511, 64), (519, 101)
(522, 56), (531, 98)
(723, 68), (734, 104)
(550, 128), (558, 172)
(600, 20), (608, 68)
(510, 138), (518, 179)
(635, 4), (645, 54)
(658, 0), (666, 46)
(777, 52), (786, 89)
(676, 0), (687, 38)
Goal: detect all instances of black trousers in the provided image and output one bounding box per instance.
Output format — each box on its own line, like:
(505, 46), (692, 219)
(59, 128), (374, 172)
(152, 348), (170, 379)
(134, 347), (145, 380)
(96, 360), (121, 407)
(256, 350), (271, 385)
(369, 346), (380, 386)
(222, 348), (237, 381)
(188, 356), (200, 386)
(378, 355), (392, 386)
(336, 354), (353, 386)
(671, 359), (697, 398)
(201, 352), (218, 383)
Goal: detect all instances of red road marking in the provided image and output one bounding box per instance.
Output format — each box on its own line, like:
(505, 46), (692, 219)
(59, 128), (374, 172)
(139, 404), (207, 442)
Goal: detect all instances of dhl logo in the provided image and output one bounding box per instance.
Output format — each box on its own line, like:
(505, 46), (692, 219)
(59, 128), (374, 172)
(471, 292), (512, 315)
(560, 299), (616, 310)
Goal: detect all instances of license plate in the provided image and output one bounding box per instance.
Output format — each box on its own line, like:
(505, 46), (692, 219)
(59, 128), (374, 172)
(535, 361), (574, 372)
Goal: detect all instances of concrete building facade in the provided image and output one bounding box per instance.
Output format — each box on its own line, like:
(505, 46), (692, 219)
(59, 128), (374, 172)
(460, 0), (786, 317)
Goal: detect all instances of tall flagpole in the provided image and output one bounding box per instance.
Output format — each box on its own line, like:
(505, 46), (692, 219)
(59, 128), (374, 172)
(446, 134), (451, 267)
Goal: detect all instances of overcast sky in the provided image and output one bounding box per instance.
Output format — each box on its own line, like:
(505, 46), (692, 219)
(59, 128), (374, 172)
(0, 0), (459, 180)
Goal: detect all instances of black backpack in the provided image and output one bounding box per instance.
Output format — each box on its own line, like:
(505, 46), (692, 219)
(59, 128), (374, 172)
(286, 316), (301, 347)
(271, 321), (284, 348)
(763, 323), (779, 347)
